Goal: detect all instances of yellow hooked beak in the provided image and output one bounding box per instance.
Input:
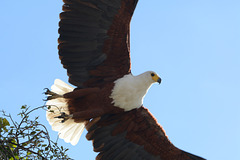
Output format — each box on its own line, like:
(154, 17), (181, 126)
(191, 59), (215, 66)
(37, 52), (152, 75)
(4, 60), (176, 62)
(152, 74), (162, 84)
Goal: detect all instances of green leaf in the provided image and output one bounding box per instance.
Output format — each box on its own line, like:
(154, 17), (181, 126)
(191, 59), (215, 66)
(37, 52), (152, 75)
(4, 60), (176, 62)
(30, 131), (36, 135)
(3, 128), (8, 132)
(42, 144), (47, 147)
(21, 105), (26, 109)
(22, 143), (27, 146)
(3, 118), (10, 126)
(10, 139), (17, 148)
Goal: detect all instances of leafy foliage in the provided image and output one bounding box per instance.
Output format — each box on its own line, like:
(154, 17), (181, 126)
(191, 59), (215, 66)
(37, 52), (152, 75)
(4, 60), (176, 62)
(0, 105), (72, 160)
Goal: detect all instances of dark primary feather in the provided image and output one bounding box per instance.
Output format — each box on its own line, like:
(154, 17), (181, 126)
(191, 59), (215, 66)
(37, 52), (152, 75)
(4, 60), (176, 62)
(87, 124), (161, 160)
(58, 0), (139, 88)
(86, 107), (206, 160)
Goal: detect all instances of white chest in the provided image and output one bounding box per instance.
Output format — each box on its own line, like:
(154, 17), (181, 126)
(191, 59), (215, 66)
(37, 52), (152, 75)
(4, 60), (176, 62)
(110, 74), (152, 111)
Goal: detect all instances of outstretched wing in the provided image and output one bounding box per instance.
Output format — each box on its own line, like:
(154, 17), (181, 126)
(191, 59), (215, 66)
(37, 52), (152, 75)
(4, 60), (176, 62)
(58, 0), (138, 88)
(86, 107), (206, 160)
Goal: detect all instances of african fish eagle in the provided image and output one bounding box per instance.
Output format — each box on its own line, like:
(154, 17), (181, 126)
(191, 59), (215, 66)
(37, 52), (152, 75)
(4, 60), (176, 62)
(45, 0), (206, 159)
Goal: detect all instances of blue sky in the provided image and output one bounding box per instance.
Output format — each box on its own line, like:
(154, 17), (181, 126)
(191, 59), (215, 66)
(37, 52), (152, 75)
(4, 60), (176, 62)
(1, 0), (240, 159)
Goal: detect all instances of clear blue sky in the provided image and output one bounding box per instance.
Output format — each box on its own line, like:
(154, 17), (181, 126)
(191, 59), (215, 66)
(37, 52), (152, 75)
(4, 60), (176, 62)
(1, 0), (240, 159)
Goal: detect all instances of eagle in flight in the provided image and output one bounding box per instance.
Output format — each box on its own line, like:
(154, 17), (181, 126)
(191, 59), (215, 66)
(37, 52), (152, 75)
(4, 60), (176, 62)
(45, 0), (206, 159)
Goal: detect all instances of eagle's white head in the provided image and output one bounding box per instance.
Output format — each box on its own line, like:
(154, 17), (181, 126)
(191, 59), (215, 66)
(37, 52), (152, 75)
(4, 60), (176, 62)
(110, 71), (161, 111)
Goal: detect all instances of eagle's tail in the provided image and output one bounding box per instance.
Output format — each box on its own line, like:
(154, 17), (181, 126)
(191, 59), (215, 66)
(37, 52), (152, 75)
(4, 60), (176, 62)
(45, 79), (86, 146)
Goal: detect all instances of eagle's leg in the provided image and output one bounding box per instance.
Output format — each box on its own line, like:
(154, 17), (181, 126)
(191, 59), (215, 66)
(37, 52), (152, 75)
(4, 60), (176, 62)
(44, 88), (63, 100)
(53, 107), (106, 123)
(54, 112), (73, 123)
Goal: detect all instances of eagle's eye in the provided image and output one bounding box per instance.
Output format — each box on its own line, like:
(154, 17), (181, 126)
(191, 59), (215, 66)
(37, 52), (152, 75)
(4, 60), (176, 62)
(151, 73), (155, 77)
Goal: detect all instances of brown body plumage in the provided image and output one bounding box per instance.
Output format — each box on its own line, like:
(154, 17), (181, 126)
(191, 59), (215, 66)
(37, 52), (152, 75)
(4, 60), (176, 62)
(64, 84), (123, 122)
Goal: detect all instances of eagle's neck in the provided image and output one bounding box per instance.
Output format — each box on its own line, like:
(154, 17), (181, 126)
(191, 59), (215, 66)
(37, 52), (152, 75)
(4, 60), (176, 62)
(110, 73), (153, 111)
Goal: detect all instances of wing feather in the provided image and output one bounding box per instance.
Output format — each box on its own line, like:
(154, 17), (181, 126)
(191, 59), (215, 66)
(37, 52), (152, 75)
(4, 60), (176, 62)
(86, 107), (206, 160)
(58, 0), (138, 87)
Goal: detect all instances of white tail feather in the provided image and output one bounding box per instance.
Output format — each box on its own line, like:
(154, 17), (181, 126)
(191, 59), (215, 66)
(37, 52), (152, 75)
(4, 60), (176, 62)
(46, 79), (85, 146)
